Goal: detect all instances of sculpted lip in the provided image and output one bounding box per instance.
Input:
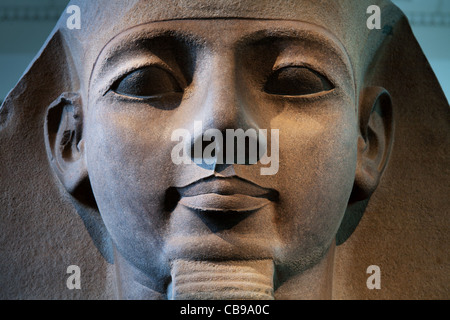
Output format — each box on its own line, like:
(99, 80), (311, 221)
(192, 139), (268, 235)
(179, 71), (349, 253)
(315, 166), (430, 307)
(176, 176), (278, 212)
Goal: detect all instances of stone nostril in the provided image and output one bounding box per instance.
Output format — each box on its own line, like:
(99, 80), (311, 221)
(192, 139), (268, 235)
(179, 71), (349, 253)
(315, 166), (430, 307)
(190, 126), (267, 169)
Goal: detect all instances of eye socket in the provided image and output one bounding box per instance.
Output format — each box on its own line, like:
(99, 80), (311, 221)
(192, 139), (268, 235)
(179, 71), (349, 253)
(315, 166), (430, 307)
(113, 66), (182, 98)
(264, 66), (334, 96)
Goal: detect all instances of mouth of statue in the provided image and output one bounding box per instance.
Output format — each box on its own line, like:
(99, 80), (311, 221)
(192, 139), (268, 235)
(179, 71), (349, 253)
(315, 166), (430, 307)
(167, 259), (275, 300)
(164, 176), (279, 300)
(179, 193), (271, 212)
(175, 176), (279, 212)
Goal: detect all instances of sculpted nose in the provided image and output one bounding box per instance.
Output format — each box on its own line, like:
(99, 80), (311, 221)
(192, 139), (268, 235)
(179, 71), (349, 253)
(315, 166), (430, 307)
(190, 56), (266, 170)
(201, 55), (247, 130)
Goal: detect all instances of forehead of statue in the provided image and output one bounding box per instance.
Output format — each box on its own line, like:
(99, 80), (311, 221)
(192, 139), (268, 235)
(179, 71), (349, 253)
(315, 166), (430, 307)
(67, 0), (375, 42)
(87, 19), (355, 105)
(61, 0), (393, 96)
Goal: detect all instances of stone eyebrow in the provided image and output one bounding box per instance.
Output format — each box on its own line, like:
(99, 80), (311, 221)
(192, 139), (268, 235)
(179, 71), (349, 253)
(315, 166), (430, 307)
(233, 26), (355, 99)
(89, 29), (204, 98)
(89, 21), (355, 102)
(92, 28), (204, 71)
(235, 27), (353, 73)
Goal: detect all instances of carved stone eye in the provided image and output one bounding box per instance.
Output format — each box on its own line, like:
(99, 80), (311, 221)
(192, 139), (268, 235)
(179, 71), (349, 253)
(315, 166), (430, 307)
(114, 66), (182, 98)
(264, 66), (334, 96)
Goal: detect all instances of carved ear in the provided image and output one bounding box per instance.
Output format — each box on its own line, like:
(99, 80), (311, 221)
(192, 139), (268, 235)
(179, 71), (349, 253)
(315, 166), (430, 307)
(350, 86), (394, 202)
(45, 92), (88, 196)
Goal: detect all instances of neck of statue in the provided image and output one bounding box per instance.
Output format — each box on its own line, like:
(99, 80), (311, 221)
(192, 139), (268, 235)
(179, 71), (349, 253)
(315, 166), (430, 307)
(113, 245), (167, 300)
(113, 242), (335, 300)
(274, 242), (335, 299)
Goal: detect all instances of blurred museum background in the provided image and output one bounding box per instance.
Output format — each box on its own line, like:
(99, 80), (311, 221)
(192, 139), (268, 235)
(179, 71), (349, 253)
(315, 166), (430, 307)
(0, 0), (449, 103)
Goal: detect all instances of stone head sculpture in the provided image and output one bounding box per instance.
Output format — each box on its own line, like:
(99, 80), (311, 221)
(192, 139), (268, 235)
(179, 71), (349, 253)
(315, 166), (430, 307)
(0, 0), (448, 300)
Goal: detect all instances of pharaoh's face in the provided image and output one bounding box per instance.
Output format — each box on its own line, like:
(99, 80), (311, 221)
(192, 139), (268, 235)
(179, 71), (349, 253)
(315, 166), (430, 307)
(86, 19), (357, 288)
